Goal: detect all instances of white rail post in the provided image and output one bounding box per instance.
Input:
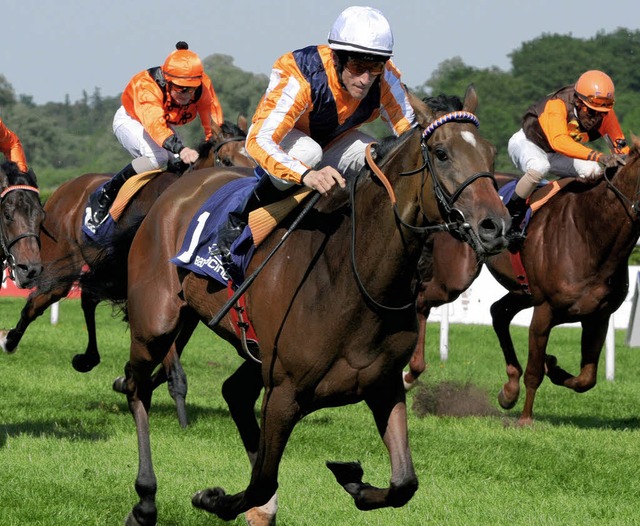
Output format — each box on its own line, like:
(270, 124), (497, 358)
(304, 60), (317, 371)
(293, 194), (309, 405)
(440, 303), (449, 361)
(50, 301), (59, 325)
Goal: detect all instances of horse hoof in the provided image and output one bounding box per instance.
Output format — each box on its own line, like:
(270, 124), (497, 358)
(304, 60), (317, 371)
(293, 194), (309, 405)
(112, 376), (129, 394)
(0, 329), (16, 353)
(124, 511), (143, 526)
(544, 354), (558, 373)
(72, 353), (100, 373)
(326, 461), (364, 486)
(192, 487), (225, 512)
(497, 389), (517, 410)
(245, 493), (278, 526)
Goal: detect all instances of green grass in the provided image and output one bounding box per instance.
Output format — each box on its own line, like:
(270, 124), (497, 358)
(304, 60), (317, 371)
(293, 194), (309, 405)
(1, 298), (639, 525)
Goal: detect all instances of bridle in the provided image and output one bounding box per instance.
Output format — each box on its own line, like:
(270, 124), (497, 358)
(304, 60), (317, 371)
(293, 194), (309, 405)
(602, 160), (640, 216)
(212, 135), (252, 167)
(351, 111), (497, 312)
(0, 184), (42, 281)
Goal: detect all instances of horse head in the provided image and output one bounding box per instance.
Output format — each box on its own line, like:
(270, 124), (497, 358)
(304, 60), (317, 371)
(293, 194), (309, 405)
(390, 86), (509, 258)
(197, 116), (255, 169)
(0, 161), (44, 288)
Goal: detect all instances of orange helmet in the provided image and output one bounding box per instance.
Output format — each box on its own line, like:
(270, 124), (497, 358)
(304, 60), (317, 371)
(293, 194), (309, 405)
(162, 41), (203, 87)
(575, 70), (615, 112)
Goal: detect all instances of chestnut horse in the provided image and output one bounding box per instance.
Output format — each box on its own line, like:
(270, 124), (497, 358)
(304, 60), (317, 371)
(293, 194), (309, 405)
(120, 86), (509, 525)
(0, 161), (44, 291)
(485, 140), (640, 424)
(0, 119), (251, 369)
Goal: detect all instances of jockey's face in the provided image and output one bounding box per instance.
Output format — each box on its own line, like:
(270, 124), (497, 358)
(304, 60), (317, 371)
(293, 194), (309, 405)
(169, 84), (197, 106)
(341, 65), (379, 100)
(576, 100), (605, 130)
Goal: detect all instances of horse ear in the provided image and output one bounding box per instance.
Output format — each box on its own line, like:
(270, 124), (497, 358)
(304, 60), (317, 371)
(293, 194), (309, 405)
(237, 114), (248, 134)
(406, 87), (433, 127)
(0, 167), (8, 192)
(462, 84), (478, 114)
(210, 120), (223, 141)
(631, 134), (640, 152)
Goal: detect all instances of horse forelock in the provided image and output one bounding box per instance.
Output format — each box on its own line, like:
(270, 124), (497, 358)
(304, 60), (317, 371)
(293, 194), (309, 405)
(0, 160), (37, 187)
(423, 94), (464, 114)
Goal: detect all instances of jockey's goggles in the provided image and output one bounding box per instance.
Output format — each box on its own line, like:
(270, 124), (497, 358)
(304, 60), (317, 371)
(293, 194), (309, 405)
(170, 83), (197, 94)
(345, 57), (386, 76)
(576, 92), (614, 112)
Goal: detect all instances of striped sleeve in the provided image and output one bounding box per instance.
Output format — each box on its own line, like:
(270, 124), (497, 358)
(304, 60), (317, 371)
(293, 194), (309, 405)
(378, 61), (416, 136)
(246, 55), (313, 184)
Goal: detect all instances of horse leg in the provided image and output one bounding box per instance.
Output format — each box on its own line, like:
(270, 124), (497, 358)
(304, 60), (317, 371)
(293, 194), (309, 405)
(403, 309), (428, 390)
(0, 283), (72, 353)
(123, 358), (160, 526)
(71, 291), (101, 372)
(327, 381), (418, 510)
(545, 315), (608, 393)
(490, 292), (533, 409)
(192, 381), (300, 521)
(519, 304), (555, 425)
(222, 361), (276, 526)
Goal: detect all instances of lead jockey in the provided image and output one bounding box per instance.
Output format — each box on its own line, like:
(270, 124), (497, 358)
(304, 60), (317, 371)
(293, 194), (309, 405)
(505, 69), (629, 244)
(85, 41), (224, 233)
(0, 117), (28, 173)
(212, 5), (417, 263)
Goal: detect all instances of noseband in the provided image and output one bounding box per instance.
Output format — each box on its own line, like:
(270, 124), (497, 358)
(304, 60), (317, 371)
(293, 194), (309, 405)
(0, 184), (41, 281)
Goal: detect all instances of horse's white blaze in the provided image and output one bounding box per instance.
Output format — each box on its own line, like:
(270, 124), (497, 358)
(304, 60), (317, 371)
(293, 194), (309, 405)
(461, 130), (477, 147)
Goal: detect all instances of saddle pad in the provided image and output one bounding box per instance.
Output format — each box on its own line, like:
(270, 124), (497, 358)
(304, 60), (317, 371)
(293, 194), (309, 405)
(171, 179), (311, 287)
(81, 170), (162, 241)
(109, 170), (162, 221)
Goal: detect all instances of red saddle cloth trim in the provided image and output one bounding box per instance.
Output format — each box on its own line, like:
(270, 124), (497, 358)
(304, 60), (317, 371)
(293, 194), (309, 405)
(227, 281), (259, 341)
(509, 251), (530, 295)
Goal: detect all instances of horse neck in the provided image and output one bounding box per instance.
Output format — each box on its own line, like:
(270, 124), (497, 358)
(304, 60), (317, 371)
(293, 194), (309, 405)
(583, 160), (640, 261)
(344, 134), (426, 303)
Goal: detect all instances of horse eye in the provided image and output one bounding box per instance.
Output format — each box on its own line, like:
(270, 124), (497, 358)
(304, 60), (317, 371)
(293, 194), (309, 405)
(434, 147), (449, 162)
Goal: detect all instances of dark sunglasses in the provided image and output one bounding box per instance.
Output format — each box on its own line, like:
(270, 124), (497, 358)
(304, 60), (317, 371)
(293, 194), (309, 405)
(345, 58), (385, 76)
(171, 84), (196, 94)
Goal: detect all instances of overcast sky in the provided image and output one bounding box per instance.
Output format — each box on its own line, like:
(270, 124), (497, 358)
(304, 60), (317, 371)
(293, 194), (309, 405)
(2, 0), (638, 105)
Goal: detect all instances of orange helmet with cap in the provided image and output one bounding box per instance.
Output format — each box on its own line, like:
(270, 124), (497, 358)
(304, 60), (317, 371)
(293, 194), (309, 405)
(575, 70), (615, 112)
(162, 41), (203, 87)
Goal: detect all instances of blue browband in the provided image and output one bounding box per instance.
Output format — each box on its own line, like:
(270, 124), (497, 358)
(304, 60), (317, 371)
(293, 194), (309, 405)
(422, 111), (480, 141)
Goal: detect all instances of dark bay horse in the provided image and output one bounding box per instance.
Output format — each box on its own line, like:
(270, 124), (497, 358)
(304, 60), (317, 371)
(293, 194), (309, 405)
(483, 139), (640, 425)
(0, 119), (251, 366)
(120, 86), (510, 525)
(0, 161), (44, 291)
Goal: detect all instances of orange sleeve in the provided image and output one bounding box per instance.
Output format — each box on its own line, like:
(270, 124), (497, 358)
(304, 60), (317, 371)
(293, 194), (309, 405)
(121, 71), (175, 147)
(378, 60), (415, 136)
(538, 99), (603, 162)
(197, 74), (224, 140)
(599, 111), (630, 155)
(245, 52), (314, 183)
(0, 118), (28, 172)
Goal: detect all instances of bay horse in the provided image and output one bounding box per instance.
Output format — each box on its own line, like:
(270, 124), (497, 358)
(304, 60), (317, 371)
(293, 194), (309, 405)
(0, 119), (251, 366)
(0, 161), (44, 290)
(403, 173), (518, 388)
(483, 139), (640, 425)
(120, 86), (510, 525)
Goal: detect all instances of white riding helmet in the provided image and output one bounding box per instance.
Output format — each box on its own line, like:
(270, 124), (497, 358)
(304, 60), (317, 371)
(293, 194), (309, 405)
(328, 6), (394, 57)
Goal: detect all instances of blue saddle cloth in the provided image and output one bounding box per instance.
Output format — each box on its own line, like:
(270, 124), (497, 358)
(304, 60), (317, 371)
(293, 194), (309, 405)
(171, 177), (258, 286)
(499, 179), (547, 229)
(81, 182), (119, 243)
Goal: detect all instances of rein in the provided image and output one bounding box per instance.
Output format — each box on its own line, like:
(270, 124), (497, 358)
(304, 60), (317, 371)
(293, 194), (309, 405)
(352, 112), (496, 312)
(602, 162), (640, 216)
(0, 184), (41, 281)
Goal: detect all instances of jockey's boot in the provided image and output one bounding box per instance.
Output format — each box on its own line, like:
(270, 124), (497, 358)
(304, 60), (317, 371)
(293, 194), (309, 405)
(505, 193), (528, 252)
(85, 162), (137, 232)
(213, 174), (283, 264)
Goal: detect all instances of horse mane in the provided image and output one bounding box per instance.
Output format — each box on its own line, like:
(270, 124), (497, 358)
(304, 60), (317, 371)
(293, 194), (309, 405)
(0, 160), (38, 187)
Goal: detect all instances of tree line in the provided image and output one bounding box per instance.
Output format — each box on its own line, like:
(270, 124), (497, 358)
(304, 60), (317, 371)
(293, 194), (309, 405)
(1, 28), (639, 198)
